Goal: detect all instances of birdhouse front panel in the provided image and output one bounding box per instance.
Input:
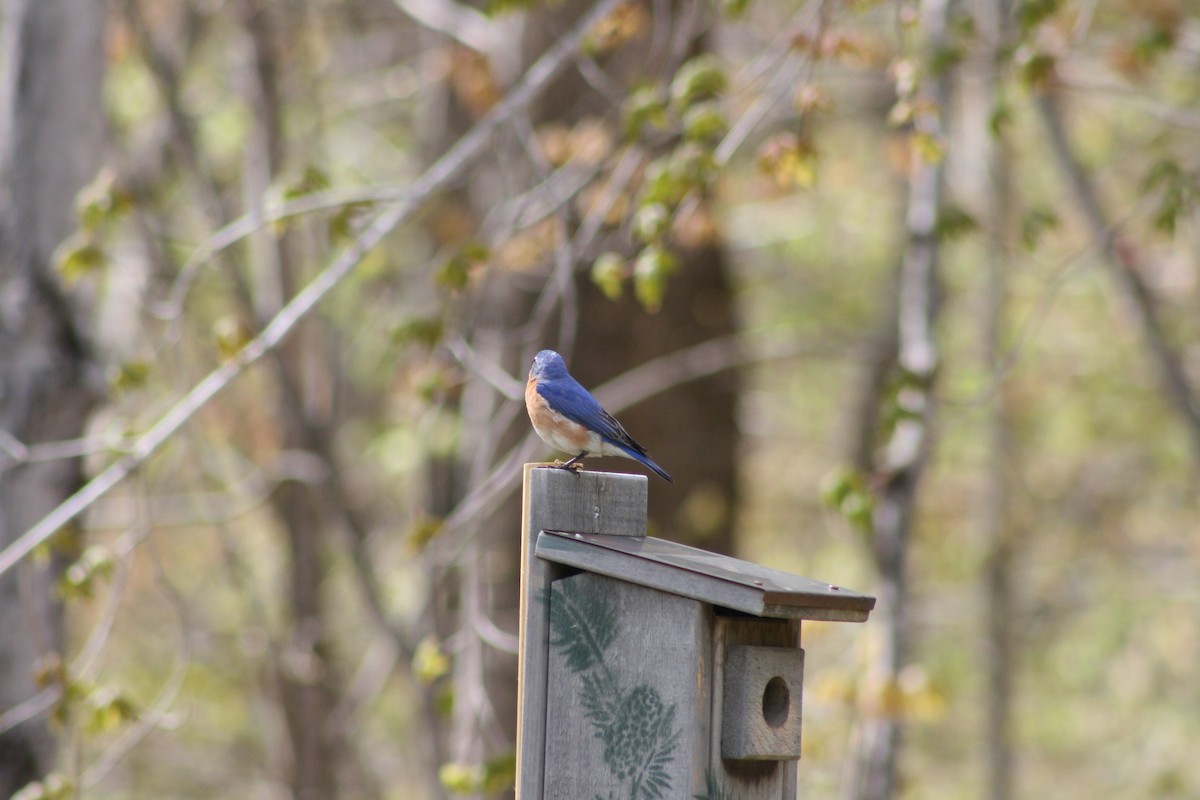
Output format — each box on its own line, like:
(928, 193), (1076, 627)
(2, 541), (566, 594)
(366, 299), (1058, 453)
(518, 467), (875, 799)
(542, 571), (712, 799)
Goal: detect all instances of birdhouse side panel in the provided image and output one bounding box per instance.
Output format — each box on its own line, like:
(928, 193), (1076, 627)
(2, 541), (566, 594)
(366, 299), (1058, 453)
(706, 616), (802, 800)
(543, 571), (712, 800)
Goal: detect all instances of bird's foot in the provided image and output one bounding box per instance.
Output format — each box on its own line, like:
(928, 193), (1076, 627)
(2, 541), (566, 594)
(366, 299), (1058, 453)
(555, 452), (588, 476)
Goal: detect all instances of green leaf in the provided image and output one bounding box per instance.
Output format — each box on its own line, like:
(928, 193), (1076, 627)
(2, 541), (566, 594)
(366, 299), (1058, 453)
(669, 142), (717, 187)
(1016, 49), (1056, 89)
(87, 685), (139, 733)
(328, 200), (374, 241)
(820, 467), (874, 532)
(633, 202), (670, 243)
(39, 523), (84, 563)
(59, 545), (116, 600)
(756, 132), (818, 189)
(591, 251), (628, 301)
(633, 245), (678, 313)
(988, 101), (1012, 136)
(439, 762), (483, 794)
(75, 169), (130, 232)
(623, 85), (669, 140)
(33, 654), (67, 691)
(392, 316), (445, 349)
(213, 316), (251, 361)
(681, 102), (727, 143)
(1142, 159), (1197, 235)
(1131, 23), (1175, 66)
(481, 752), (517, 793)
(436, 242), (488, 292)
(281, 165), (331, 201)
(483, 0), (537, 14)
(435, 686), (454, 717)
(929, 43), (964, 75)
(640, 157), (690, 208)
(405, 514), (444, 551)
(110, 360), (152, 393)
(936, 205), (977, 240)
(911, 131), (945, 165)
(413, 634), (451, 684)
(54, 233), (107, 284)
(1015, 0), (1059, 32)
(1020, 207), (1060, 250)
(669, 55), (727, 108)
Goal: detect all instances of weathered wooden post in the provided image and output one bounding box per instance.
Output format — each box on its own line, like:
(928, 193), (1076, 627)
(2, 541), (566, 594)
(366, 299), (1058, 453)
(517, 464), (875, 799)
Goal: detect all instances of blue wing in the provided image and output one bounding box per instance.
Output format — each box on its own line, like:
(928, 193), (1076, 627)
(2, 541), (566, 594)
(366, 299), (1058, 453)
(536, 377), (673, 482)
(535, 376), (630, 444)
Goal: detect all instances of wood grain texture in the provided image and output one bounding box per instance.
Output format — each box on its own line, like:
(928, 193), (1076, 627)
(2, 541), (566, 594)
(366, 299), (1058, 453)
(529, 465), (649, 536)
(517, 464), (649, 800)
(708, 616), (802, 800)
(721, 645), (805, 760)
(537, 531), (875, 621)
(543, 572), (711, 799)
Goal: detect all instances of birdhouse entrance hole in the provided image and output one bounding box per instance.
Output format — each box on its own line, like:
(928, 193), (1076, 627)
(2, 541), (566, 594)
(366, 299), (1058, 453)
(763, 676), (789, 728)
(517, 465), (875, 799)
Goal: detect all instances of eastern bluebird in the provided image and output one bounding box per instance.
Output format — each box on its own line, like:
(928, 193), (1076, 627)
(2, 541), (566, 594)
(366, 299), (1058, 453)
(525, 349), (673, 482)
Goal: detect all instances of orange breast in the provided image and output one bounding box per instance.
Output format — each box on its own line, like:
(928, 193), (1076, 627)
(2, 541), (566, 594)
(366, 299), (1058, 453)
(526, 377), (592, 453)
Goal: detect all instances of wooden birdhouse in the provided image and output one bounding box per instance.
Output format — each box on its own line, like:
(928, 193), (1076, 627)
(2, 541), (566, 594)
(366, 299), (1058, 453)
(516, 465), (875, 800)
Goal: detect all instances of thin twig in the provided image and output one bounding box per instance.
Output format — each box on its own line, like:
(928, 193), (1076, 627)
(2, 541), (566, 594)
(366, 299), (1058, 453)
(156, 185), (418, 321)
(714, 1), (826, 166)
(0, 429), (136, 474)
(392, 0), (497, 54)
(446, 336), (526, 400)
(81, 516), (192, 789)
(1036, 90), (1200, 468)
(428, 330), (856, 566)
(0, 0), (627, 583)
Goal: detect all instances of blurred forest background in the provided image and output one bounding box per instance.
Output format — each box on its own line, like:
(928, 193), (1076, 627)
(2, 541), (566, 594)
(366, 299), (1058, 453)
(1, 0), (1199, 798)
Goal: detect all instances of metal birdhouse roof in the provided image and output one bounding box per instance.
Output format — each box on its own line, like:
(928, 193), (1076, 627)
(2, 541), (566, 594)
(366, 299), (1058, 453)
(536, 530), (875, 622)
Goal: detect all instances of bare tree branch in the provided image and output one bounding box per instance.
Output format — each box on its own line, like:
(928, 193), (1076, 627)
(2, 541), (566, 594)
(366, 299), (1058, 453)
(1036, 90), (1200, 469)
(714, 2), (827, 166)
(0, 0), (628, 583)
(392, 0), (498, 55)
(427, 329), (857, 566)
(81, 528), (192, 789)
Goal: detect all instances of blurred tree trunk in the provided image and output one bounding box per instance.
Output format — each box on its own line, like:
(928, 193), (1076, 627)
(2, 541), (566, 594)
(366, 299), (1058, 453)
(0, 0), (106, 795)
(240, 3), (342, 798)
(572, 242), (738, 550)
(845, 0), (952, 797)
(968, 0), (1016, 797)
(122, 2), (348, 794)
(429, 2), (738, 795)
(522, 2), (740, 554)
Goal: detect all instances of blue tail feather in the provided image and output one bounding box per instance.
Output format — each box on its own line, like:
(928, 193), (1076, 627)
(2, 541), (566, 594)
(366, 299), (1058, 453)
(615, 443), (673, 483)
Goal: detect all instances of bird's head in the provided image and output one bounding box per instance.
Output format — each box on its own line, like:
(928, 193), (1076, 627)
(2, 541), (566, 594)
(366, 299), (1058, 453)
(529, 349), (569, 381)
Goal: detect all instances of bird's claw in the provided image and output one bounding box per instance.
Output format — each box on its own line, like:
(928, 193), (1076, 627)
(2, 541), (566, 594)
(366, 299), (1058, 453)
(552, 458), (586, 476)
